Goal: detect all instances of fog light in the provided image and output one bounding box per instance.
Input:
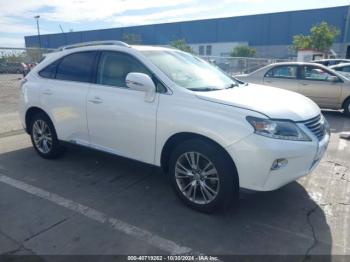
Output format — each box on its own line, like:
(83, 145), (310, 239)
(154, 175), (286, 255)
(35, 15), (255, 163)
(271, 158), (288, 170)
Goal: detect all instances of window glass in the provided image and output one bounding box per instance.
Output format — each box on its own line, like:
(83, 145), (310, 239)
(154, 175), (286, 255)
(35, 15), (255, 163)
(39, 60), (59, 79)
(301, 66), (337, 81)
(265, 65), (297, 79)
(334, 67), (343, 72)
(206, 45), (212, 56)
(199, 46), (204, 56)
(97, 51), (151, 88)
(141, 50), (238, 90)
(342, 66), (350, 72)
(56, 52), (97, 83)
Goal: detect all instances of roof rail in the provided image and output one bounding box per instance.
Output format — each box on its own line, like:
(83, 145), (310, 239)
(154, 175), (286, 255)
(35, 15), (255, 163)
(57, 41), (130, 51)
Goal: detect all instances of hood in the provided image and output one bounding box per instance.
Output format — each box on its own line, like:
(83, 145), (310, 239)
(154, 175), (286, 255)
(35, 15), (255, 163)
(195, 84), (320, 121)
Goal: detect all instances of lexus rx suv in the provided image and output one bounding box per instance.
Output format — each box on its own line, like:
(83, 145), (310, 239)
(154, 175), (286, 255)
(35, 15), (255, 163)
(19, 41), (330, 213)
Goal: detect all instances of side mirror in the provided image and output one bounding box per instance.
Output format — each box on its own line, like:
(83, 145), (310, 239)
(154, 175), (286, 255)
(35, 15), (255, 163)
(328, 75), (338, 82)
(126, 72), (156, 102)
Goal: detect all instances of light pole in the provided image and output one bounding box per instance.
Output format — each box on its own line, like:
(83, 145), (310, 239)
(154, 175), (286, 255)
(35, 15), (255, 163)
(34, 15), (41, 49)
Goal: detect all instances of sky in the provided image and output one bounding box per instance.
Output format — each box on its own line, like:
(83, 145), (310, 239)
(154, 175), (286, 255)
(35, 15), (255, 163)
(0, 0), (349, 47)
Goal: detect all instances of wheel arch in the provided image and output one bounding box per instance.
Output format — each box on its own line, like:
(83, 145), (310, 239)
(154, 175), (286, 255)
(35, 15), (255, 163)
(342, 96), (350, 109)
(25, 107), (51, 134)
(160, 132), (238, 179)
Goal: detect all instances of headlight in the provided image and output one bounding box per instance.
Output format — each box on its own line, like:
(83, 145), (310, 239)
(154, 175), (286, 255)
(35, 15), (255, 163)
(246, 116), (311, 141)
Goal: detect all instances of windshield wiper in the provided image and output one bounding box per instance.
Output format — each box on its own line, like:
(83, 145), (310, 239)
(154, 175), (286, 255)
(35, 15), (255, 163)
(188, 87), (222, 92)
(225, 83), (238, 89)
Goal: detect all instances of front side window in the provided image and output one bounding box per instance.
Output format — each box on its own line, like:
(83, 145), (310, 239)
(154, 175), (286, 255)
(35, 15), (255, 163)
(97, 51), (151, 88)
(140, 50), (238, 91)
(300, 66), (338, 82)
(265, 65), (297, 79)
(56, 51), (97, 83)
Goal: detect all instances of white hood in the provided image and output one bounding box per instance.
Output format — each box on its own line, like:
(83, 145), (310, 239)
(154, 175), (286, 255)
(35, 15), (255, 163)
(196, 84), (321, 121)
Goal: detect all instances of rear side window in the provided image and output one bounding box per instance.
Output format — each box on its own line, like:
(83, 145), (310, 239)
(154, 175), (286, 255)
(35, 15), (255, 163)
(300, 66), (338, 81)
(56, 52), (97, 83)
(97, 51), (151, 88)
(39, 60), (59, 79)
(265, 65), (297, 79)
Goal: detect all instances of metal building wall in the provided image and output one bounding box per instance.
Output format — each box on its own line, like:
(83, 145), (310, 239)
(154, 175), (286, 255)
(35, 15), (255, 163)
(25, 5), (349, 51)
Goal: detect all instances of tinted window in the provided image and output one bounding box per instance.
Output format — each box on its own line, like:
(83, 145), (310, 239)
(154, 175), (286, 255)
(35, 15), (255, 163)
(39, 60), (60, 79)
(97, 51), (151, 88)
(341, 66), (350, 72)
(56, 52), (97, 83)
(265, 65), (297, 79)
(301, 66), (338, 81)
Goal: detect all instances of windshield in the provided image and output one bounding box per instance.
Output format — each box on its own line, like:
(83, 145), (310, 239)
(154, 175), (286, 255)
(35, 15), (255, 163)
(141, 49), (238, 91)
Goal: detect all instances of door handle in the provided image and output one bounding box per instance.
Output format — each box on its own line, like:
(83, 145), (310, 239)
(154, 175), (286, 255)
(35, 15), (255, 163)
(42, 89), (53, 95)
(300, 83), (308, 86)
(88, 96), (103, 104)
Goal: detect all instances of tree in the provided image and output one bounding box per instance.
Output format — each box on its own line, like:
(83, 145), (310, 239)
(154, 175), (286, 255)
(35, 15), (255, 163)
(122, 33), (142, 44)
(169, 39), (193, 53)
(292, 21), (340, 52)
(292, 35), (312, 51)
(230, 45), (256, 57)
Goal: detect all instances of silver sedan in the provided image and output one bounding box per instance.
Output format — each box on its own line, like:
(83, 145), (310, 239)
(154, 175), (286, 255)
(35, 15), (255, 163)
(235, 62), (350, 116)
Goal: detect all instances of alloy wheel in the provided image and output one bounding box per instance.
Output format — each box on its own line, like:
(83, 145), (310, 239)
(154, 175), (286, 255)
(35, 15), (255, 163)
(32, 120), (53, 154)
(175, 151), (220, 205)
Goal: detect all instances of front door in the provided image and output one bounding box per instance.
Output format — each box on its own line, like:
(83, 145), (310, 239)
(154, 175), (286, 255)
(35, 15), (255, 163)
(263, 64), (299, 93)
(86, 51), (159, 164)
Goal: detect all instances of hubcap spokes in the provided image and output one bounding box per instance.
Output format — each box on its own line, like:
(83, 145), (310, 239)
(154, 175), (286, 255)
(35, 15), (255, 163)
(175, 152), (219, 204)
(32, 120), (52, 154)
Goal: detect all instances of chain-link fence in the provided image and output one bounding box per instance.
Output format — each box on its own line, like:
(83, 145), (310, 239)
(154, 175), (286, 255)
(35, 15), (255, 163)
(200, 56), (290, 76)
(0, 47), (53, 123)
(0, 47), (54, 76)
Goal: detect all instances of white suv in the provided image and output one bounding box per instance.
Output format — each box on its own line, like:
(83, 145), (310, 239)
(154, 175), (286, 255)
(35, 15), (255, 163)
(19, 41), (330, 212)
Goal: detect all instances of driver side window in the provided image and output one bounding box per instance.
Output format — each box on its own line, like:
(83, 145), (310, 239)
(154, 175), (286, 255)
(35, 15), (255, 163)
(97, 51), (151, 88)
(265, 65), (297, 79)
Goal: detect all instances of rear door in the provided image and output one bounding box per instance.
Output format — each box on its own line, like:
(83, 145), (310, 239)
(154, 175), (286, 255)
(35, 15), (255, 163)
(263, 64), (299, 92)
(297, 65), (343, 108)
(39, 51), (98, 144)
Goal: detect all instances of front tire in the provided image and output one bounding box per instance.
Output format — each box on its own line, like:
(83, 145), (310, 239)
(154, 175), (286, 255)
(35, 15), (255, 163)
(168, 139), (239, 213)
(343, 98), (350, 117)
(29, 112), (65, 159)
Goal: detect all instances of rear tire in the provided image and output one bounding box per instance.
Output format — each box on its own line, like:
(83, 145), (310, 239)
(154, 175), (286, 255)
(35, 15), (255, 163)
(343, 98), (350, 117)
(168, 139), (239, 213)
(29, 112), (65, 159)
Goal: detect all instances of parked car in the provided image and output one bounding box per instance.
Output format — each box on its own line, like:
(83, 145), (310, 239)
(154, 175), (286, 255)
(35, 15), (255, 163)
(19, 41), (330, 213)
(0, 62), (28, 74)
(312, 59), (350, 67)
(235, 62), (350, 116)
(329, 63), (350, 78)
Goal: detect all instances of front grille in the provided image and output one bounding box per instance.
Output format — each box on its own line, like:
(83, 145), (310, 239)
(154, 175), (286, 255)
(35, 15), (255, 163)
(302, 114), (326, 141)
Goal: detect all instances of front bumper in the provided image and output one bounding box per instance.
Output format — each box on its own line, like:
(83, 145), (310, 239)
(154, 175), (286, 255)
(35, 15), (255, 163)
(226, 126), (330, 191)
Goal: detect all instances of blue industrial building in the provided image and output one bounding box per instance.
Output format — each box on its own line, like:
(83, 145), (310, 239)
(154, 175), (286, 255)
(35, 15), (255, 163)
(25, 5), (350, 58)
